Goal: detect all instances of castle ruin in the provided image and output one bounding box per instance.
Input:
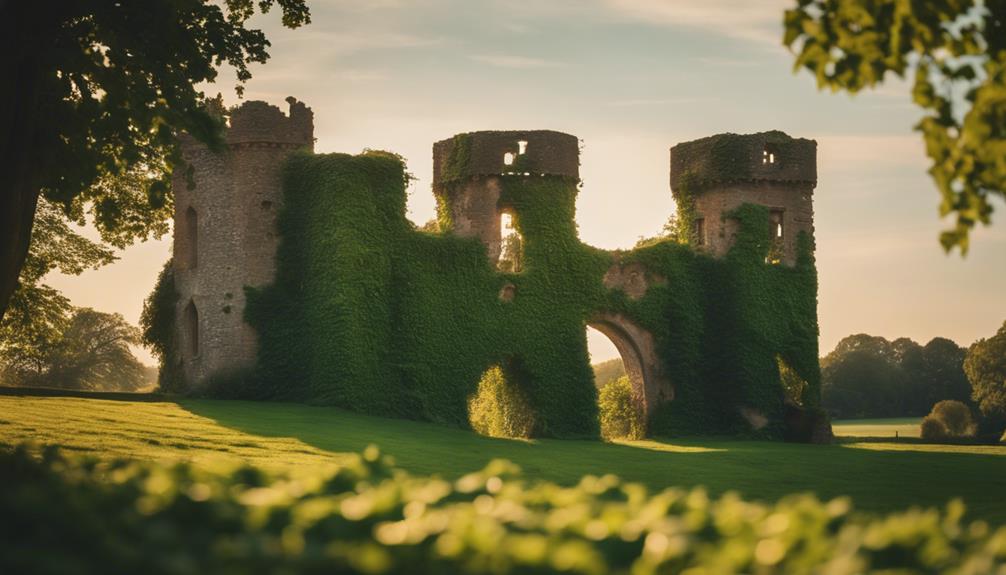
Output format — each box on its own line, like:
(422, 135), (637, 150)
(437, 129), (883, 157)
(168, 97), (825, 440)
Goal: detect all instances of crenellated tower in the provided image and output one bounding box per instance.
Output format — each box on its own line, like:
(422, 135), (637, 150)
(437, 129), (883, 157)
(670, 131), (817, 265)
(171, 97), (314, 388)
(432, 130), (579, 264)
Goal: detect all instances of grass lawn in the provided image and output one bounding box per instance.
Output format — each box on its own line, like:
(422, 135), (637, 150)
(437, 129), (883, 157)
(2, 392), (1005, 523)
(833, 417), (922, 438)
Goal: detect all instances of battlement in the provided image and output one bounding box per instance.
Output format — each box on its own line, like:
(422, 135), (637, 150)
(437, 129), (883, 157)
(433, 130), (579, 184)
(225, 97), (314, 149)
(670, 131), (816, 194)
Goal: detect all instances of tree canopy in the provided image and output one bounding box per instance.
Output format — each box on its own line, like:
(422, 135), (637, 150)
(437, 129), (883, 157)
(0, 0), (311, 323)
(0, 199), (115, 376)
(963, 320), (1006, 431)
(821, 333), (971, 418)
(784, 0), (1006, 254)
(1, 306), (147, 391)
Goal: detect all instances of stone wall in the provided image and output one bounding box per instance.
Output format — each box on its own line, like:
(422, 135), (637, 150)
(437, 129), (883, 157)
(433, 130), (578, 261)
(172, 98), (314, 387)
(433, 130), (579, 183)
(671, 131), (817, 266)
(670, 131), (817, 190)
(691, 182), (816, 265)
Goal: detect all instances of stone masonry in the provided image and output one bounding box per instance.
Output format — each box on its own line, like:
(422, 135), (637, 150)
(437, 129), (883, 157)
(670, 131), (817, 266)
(172, 98), (313, 386)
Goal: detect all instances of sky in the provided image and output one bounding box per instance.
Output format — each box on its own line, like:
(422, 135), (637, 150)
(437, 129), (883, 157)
(48, 0), (1006, 366)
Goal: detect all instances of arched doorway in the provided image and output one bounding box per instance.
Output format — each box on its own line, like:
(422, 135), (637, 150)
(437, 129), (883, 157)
(587, 313), (673, 423)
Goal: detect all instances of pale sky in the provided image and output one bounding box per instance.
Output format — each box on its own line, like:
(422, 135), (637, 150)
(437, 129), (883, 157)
(48, 0), (1006, 366)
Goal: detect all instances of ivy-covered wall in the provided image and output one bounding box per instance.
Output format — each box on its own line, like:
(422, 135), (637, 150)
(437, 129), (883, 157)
(231, 129), (827, 441)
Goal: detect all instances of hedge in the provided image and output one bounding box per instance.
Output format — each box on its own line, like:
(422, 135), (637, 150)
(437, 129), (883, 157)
(2, 445), (1004, 574)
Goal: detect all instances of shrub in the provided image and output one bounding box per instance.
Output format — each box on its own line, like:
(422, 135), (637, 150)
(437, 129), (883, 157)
(922, 400), (977, 441)
(467, 365), (537, 438)
(920, 415), (949, 441)
(2, 444), (1005, 575)
(598, 376), (644, 440)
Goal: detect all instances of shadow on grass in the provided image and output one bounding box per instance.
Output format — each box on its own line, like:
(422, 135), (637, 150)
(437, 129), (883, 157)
(178, 398), (1006, 524)
(0, 385), (163, 402)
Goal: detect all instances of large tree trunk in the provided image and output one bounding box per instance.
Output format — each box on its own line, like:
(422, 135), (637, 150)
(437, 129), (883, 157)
(0, 1), (44, 324)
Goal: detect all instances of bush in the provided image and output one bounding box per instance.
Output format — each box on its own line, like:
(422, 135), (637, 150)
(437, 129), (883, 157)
(598, 376), (644, 440)
(922, 400), (977, 441)
(920, 415), (949, 441)
(2, 444), (1005, 574)
(467, 365), (537, 438)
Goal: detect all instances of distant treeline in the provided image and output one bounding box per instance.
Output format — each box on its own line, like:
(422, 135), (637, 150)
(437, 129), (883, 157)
(821, 334), (971, 419)
(591, 358), (626, 388)
(592, 334), (973, 421)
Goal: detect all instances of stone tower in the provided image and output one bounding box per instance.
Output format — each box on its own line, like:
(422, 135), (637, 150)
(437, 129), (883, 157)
(432, 130), (580, 261)
(670, 131), (817, 265)
(172, 97), (314, 387)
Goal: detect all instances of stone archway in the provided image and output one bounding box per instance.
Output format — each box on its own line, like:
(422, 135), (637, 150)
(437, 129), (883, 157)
(588, 313), (673, 420)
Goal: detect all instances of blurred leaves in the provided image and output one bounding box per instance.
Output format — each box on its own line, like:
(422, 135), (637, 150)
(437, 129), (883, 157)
(2, 444), (1005, 574)
(784, 0), (1006, 254)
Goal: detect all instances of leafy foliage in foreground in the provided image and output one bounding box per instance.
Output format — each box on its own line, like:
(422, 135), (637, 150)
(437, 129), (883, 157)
(2, 445), (1005, 575)
(784, 0), (1006, 253)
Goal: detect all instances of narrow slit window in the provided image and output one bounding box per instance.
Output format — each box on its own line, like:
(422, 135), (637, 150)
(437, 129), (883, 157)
(498, 211), (523, 273)
(185, 300), (199, 358)
(770, 210), (784, 239)
(763, 144), (780, 165)
(694, 217), (706, 246)
(185, 206), (198, 269)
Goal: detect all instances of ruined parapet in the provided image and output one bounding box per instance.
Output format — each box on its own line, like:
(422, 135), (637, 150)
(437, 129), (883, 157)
(172, 98), (314, 388)
(432, 130), (579, 262)
(670, 131), (817, 266)
(226, 98), (314, 148)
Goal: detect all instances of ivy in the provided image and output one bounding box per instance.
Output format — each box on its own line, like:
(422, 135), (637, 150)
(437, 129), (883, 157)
(151, 143), (825, 441)
(139, 260), (184, 393)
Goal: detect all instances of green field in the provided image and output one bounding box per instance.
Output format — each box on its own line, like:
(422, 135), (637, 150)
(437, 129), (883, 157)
(833, 417), (922, 438)
(2, 392), (1005, 523)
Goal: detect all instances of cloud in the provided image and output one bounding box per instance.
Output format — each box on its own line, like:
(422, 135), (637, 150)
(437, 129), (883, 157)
(816, 134), (928, 171)
(469, 54), (565, 69)
(692, 56), (765, 68)
(599, 0), (790, 47)
(606, 97), (707, 107)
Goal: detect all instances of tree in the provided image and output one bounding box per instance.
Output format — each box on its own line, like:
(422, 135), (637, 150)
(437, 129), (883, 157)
(821, 333), (970, 418)
(592, 358), (627, 388)
(0, 199), (115, 378)
(963, 320), (1006, 432)
(47, 308), (146, 391)
(2, 307), (146, 391)
(0, 0), (311, 323)
(635, 213), (685, 249)
(598, 376), (644, 440)
(784, 0), (1006, 253)
(821, 345), (907, 418)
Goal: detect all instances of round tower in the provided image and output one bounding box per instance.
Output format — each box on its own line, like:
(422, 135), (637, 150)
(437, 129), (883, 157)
(171, 97), (314, 388)
(669, 131), (817, 265)
(432, 130), (579, 263)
